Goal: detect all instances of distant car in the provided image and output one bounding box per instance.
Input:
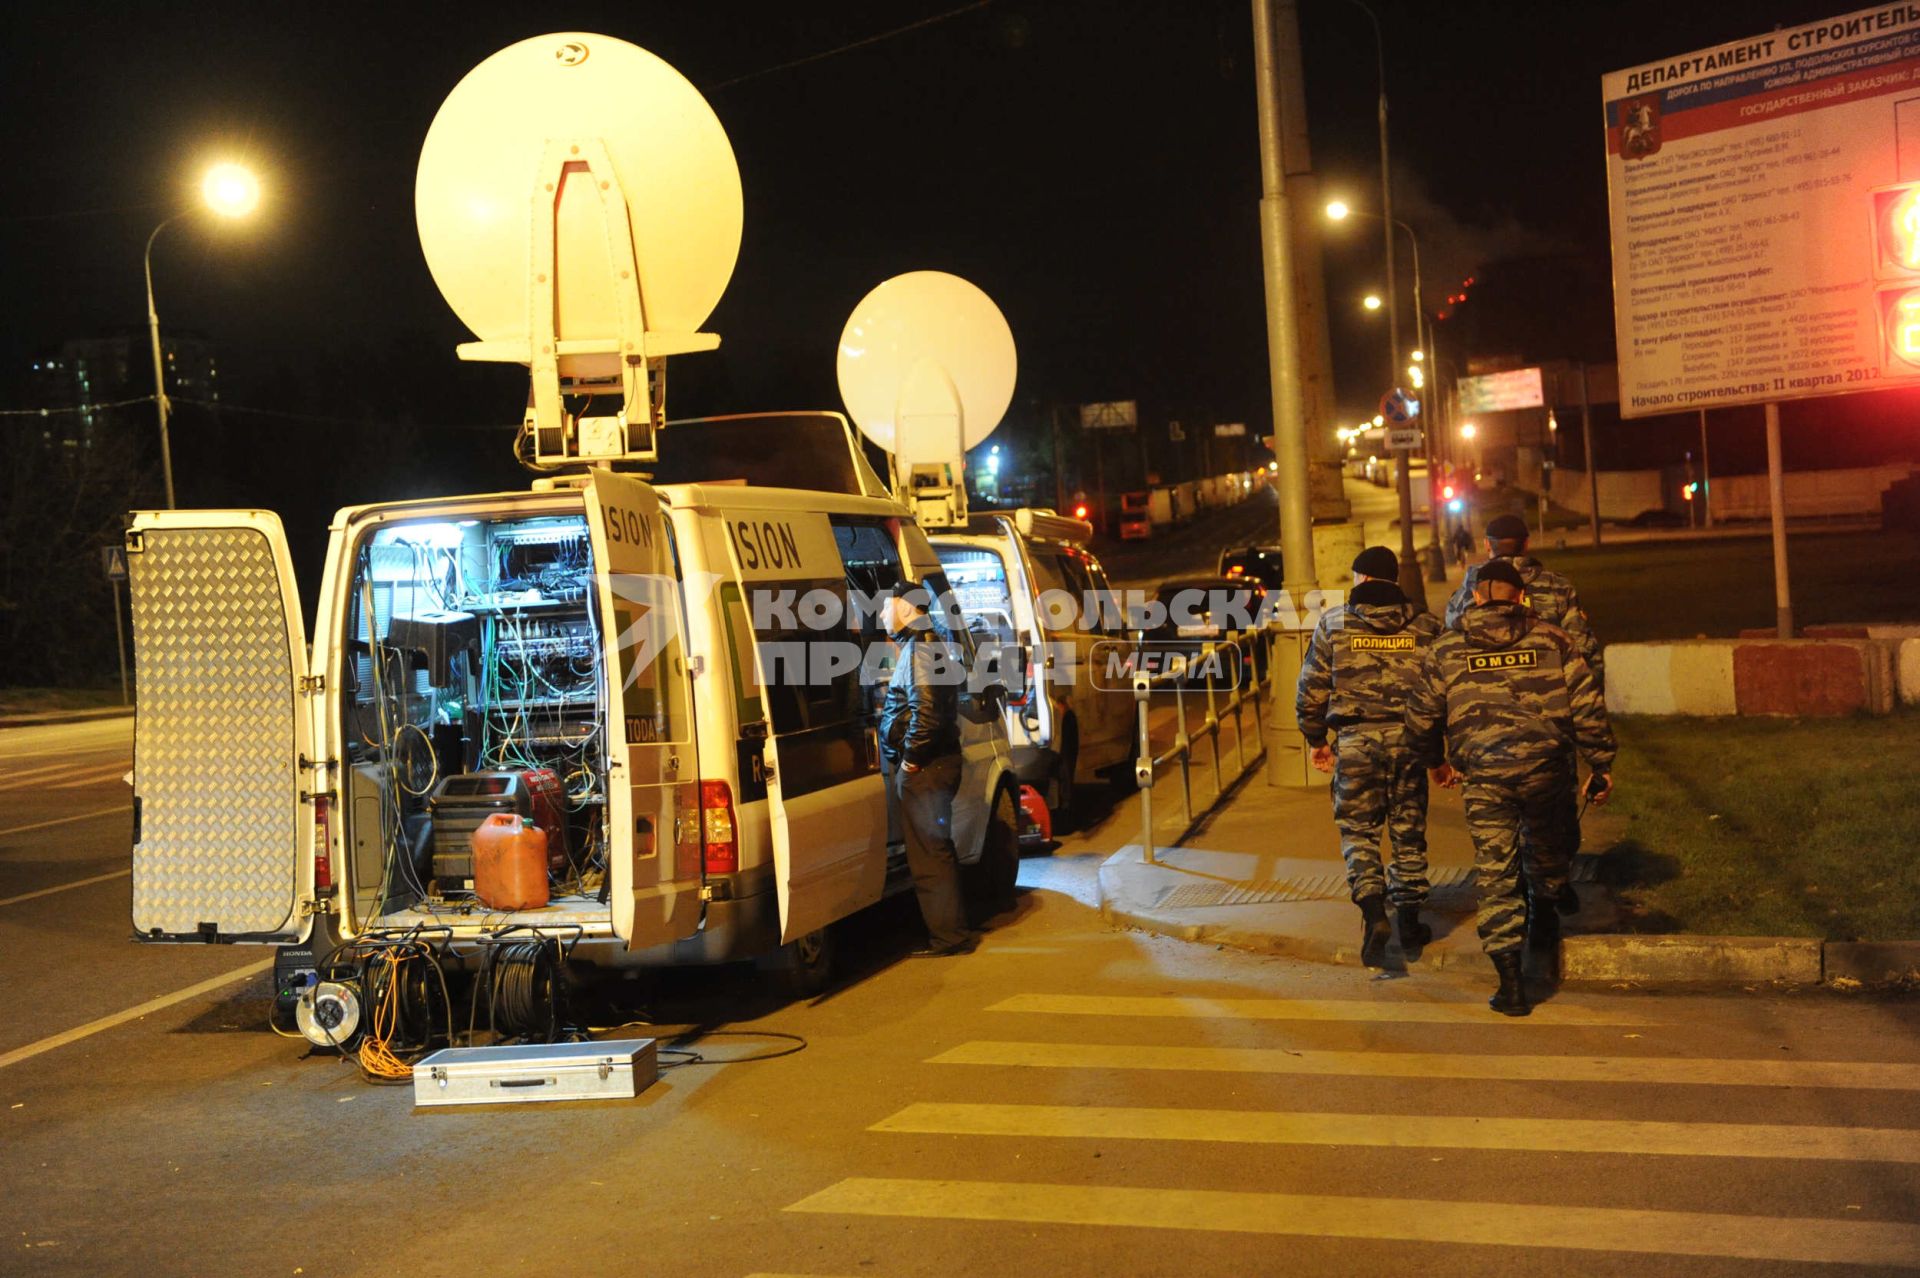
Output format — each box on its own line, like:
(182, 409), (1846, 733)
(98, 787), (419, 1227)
(1217, 545), (1284, 590)
(1142, 575), (1269, 687)
(1626, 508), (1687, 528)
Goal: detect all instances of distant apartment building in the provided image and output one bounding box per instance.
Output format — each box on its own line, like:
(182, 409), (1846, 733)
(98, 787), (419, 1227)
(26, 327), (219, 448)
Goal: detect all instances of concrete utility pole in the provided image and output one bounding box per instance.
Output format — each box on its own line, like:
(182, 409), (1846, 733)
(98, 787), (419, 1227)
(1273, 1), (1349, 525)
(1254, 0), (1320, 790)
(1253, 0), (1316, 605)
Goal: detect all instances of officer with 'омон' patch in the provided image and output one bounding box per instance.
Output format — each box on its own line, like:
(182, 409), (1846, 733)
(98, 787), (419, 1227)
(1444, 512), (1604, 689)
(1404, 559), (1616, 1016)
(1296, 546), (1447, 969)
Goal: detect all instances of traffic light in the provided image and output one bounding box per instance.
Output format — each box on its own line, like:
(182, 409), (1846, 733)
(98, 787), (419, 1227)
(1870, 182), (1920, 370)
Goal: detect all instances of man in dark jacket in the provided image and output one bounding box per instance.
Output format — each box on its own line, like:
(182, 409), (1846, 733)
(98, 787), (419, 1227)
(1406, 559), (1616, 1016)
(878, 581), (973, 956)
(1443, 513), (1604, 689)
(1296, 546), (1448, 967)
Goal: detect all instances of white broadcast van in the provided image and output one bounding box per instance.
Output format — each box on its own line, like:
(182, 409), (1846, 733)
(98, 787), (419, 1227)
(929, 510), (1136, 819)
(123, 35), (1017, 998)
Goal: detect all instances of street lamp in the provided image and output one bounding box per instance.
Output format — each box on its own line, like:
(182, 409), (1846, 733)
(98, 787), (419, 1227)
(1330, 202), (1432, 389)
(1334, 196), (1439, 591)
(146, 159), (263, 508)
(1327, 0), (1423, 602)
(1460, 422), (1478, 439)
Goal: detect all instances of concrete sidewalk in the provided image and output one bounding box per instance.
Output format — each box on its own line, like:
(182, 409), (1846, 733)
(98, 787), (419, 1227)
(1098, 768), (1614, 977)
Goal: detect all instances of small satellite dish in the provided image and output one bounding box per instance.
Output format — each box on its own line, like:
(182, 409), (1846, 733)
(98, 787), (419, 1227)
(415, 33), (742, 466)
(836, 271), (1016, 460)
(417, 32), (741, 351)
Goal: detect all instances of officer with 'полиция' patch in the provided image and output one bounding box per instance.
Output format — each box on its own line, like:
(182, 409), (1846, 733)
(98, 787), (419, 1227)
(1404, 559), (1616, 1016)
(1296, 546), (1448, 969)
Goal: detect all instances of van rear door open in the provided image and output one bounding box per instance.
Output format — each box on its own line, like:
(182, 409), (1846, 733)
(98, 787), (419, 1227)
(125, 510), (316, 944)
(584, 471), (704, 951)
(720, 508), (888, 941)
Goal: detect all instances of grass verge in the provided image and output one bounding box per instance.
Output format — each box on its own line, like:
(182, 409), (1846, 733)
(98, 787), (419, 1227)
(1598, 712), (1920, 941)
(1518, 530), (1920, 643)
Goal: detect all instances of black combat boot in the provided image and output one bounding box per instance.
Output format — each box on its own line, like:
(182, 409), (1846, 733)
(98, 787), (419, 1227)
(1396, 904), (1432, 949)
(1554, 883), (1582, 915)
(1358, 895), (1392, 968)
(1527, 902), (1561, 951)
(1489, 951), (1530, 1016)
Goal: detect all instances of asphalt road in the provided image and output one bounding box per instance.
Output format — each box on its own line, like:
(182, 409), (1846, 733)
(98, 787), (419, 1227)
(4, 714), (1920, 1275)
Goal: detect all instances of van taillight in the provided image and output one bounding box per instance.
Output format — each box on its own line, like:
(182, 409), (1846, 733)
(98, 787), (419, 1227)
(700, 780), (738, 875)
(312, 795), (334, 891)
(1010, 652), (1036, 708)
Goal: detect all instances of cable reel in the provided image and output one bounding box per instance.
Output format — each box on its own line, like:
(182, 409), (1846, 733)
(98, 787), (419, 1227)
(294, 980), (364, 1050)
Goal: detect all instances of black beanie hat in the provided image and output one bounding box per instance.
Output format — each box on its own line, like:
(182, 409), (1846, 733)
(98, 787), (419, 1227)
(1484, 513), (1530, 542)
(1351, 546), (1399, 580)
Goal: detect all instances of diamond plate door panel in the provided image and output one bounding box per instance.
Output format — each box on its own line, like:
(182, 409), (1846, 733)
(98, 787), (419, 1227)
(129, 525), (305, 939)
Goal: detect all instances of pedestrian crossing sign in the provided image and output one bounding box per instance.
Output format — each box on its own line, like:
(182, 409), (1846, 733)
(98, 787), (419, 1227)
(101, 544), (128, 582)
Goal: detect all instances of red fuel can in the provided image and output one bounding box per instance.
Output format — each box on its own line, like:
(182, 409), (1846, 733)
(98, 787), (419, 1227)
(520, 768), (570, 871)
(471, 813), (550, 911)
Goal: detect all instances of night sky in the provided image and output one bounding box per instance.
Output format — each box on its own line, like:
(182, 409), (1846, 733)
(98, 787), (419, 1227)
(3, 0), (1910, 492)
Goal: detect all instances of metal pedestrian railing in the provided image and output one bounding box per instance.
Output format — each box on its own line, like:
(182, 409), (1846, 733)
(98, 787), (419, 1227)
(1132, 627), (1275, 861)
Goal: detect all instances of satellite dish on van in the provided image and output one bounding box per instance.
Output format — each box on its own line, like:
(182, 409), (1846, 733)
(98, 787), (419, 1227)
(836, 272), (1015, 527)
(837, 271), (1016, 457)
(415, 33), (743, 469)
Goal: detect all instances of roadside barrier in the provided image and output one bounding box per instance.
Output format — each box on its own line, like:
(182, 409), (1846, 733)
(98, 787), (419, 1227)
(1132, 629), (1273, 861)
(1604, 636), (1911, 717)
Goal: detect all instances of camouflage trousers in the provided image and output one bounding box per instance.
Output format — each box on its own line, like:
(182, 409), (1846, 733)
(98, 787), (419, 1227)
(1331, 725), (1430, 908)
(1463, 768), (1580, 956)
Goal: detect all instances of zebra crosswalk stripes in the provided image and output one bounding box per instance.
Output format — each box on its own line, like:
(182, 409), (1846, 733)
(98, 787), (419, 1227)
(984, 991), (1657, 1025)
(927, 1038), (1920, 1089)
(781, 987), (1920, 1269)
(872, 1101), (1920, 1163)
(788, 1179), (1920, 1268)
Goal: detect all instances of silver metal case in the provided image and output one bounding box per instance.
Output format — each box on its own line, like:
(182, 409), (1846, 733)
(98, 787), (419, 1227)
(412, 1039), (657, 1107)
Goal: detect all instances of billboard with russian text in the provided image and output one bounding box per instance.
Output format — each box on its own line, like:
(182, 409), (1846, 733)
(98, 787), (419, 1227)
(1604, 3), (1920, 417)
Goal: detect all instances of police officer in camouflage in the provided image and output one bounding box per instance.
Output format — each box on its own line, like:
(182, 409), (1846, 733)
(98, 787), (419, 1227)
(1405, 559), (1616, 1016)
(1444, 513), (1604, 689)
(1296, 546), (1447, 968)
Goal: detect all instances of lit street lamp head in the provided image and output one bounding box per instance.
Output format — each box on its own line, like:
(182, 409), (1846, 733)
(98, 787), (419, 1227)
(1461, 422), (1478, 439)
(201, 162), (261, 218)
(1362, 293), (1382, 311)
(1325, 199), (1350, 221)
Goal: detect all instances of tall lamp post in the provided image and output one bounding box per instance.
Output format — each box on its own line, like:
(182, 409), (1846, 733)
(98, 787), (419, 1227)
(146, 161), (262, 508)
(1328, 197), (1444, 580)
(1331, 0), (1421, 604)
